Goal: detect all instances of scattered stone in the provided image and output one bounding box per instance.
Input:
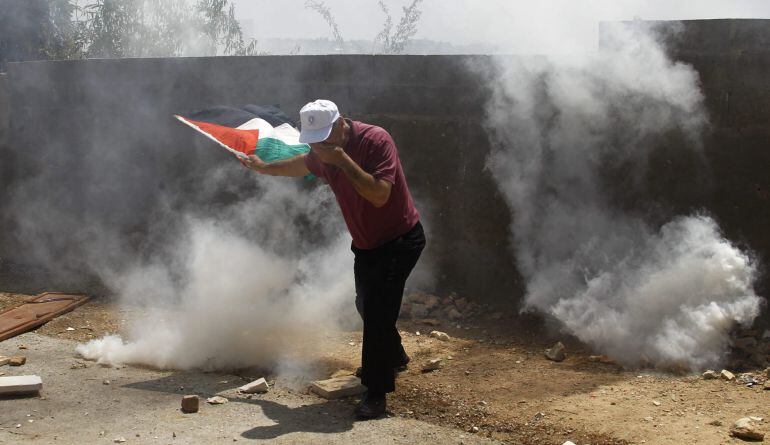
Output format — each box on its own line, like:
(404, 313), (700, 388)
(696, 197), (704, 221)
(545, 342), (566, 362)
(18, 345), (28, 350)
(421, 359), (442, 373)
(424, 295), (440, 310)
(430, 331), (451, 341)
(408, 292), (430, 304)
(563, 442), (577, 445)
(181, 395), (199, 413)
(0, 375), (43, 396)
(720, 370), (735, 381)
(114, 437), (127, 443)
(65, 327), (76, 332)
(410, 303), (429, 319)
(239, 378), (269, 394)
(310, 375), (366, 399)
(708, 420), (723, 426)
(469, 426), (479, 433)
(730, 418), (764, 441)
(652, 400), (661, 406)
(70, 362), (88, 370)
(588, 355), (616, 364)
(103, 380), (110, 385)
(702, 370), (719, 380)
(0, 356), (9, 367)
(206, 396), (228, 405)
(9, 356), (26, 366)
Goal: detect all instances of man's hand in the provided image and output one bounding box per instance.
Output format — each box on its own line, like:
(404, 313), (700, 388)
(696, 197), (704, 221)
(239, 153), (267, 172)
(311, 144), (346, 166)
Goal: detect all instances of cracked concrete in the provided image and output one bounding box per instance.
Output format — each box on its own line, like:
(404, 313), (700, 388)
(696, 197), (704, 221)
(0, 332), (500, 444)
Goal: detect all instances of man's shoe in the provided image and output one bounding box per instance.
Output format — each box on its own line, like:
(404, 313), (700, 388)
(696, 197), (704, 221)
(354, 393), (386, 419)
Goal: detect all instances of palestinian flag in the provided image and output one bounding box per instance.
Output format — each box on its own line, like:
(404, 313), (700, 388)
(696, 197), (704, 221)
(175, 104), (311, 164)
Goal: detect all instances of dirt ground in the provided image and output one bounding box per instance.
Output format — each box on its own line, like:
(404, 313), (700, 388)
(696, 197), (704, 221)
(1, 292), (768, 445)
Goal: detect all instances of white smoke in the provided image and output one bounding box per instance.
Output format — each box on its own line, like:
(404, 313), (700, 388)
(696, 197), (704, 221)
(484, 22), (762, 369)
(77, 171), (356, 371)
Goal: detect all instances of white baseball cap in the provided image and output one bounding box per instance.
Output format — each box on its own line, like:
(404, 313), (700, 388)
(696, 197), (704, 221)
(298, 99), (340, 144)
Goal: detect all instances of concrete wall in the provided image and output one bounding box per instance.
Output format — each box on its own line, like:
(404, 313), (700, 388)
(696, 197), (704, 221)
(1, 19), (769, 304)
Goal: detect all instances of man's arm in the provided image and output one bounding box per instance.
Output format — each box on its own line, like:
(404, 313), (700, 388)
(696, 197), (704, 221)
(240, 153), (310, 177)
(314, 147), (392, 207)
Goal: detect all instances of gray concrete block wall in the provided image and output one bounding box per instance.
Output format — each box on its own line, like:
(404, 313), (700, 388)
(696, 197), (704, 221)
(1, 19), (769, 304)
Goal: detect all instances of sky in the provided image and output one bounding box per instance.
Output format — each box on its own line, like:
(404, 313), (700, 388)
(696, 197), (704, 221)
(233, 0), (770, 53)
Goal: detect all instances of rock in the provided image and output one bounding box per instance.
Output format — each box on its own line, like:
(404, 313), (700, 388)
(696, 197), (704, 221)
(0, 356), (10, 367)
(588, 355), (615, 364)
(447, 308), (462, 320)
(408, 292), (430, 304)
(730, 418), (765, 441)
(734, 337), (758, 350)
(429, 331), (451, 341)
(708, 420), (723, 426)
(421, 359), (442, 373)
(764, 380), (770, 391)
(410, 303), (429, 319)
(239, 378), (269, 394)
(425, 295), (440, 310)
(9, 356), (26, 366)
(563, 442), (577, 445)
(702, 370), (719, 379)
(65, 327), (76, 332)
(181, 395), (199, 413)
(720, 370), (736, 381)
(310, 375), (366, 399)
(469, 426), (479, 433)
(103, 380), (110, 385)
(765, 367), (770, 379)
(545, 342), (566, 362)
(206, 396), (228, 405)
(0, 375), (43, 396)
(330, 370), (355, 378)
(652, 400), (661, 406)
(114, 437), (127, 443)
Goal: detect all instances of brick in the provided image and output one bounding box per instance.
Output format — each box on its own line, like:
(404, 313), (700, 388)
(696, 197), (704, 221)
(181, 395), (199, 413)
(310, 376), (366, 399)
(0, 375), (42, 396)
(239, 378), (269, 394)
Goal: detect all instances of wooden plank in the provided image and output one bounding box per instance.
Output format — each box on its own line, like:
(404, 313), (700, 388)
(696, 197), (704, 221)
(0, 292), (89, 342)
(0, 375), (42, 396)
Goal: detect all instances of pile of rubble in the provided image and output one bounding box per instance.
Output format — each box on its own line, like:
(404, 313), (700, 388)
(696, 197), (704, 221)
(400, 291), (495, 322)
(726, 328), (770, 370)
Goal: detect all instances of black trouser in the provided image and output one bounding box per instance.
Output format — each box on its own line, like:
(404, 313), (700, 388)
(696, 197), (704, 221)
(352, 221), (425, 395)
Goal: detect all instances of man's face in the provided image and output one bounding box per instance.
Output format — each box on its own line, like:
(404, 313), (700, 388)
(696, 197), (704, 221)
(310, 118), (343, 151)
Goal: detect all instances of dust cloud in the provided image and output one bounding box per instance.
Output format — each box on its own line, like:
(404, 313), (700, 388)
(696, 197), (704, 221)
(484, 22), (761, 369)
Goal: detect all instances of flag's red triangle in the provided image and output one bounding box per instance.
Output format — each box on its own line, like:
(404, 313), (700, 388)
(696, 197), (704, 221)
(185, 118), (260, 156)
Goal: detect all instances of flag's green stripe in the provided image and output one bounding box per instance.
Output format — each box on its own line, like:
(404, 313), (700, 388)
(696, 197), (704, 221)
(255, 137), (314, 180)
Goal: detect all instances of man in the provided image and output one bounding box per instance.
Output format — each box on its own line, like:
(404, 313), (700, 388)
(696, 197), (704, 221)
(241, 99), (425, 419)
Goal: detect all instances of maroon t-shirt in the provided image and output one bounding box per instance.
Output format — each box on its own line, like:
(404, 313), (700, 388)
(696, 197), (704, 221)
(304, 119), (420, 250)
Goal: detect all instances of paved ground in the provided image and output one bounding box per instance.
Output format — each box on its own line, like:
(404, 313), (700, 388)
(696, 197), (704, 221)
(0, 333), (500, 445)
